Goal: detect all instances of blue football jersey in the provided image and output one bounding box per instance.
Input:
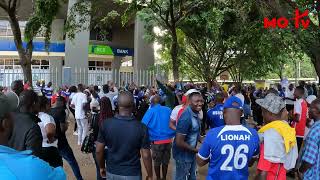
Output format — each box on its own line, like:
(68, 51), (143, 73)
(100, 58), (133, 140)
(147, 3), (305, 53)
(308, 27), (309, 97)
(207, 104), (224, 128)
(198, 125), (259, 180)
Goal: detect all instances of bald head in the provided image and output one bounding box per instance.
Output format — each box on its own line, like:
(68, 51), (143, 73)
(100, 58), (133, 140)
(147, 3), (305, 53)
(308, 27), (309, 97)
(223, 108), (242, 125)
(118, 91), (134, 110)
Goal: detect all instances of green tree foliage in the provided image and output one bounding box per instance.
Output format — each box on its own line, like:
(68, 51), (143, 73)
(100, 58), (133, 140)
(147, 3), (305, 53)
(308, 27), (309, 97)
(0, 0), (65, 84)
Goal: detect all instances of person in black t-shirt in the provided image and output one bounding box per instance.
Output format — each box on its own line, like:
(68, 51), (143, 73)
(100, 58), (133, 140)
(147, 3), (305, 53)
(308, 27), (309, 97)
(50, 96), (83, 180)
(96, 91), (153, 180)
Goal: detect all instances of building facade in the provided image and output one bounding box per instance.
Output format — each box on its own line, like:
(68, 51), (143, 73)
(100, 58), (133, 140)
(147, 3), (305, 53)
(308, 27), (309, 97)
(0, 0), (155, 87)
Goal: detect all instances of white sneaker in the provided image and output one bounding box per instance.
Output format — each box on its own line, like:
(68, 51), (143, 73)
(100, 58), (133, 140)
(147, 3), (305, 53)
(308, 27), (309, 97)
(73, 131), (78, 136)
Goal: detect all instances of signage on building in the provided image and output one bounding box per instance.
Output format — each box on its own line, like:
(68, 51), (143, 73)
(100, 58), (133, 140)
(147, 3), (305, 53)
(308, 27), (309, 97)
(88, 44), (134, 57)
(0, 40), (65, 52)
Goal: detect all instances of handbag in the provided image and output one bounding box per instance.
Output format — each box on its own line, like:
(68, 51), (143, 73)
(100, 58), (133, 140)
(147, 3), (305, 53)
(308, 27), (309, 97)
(81, 131), (95, 154)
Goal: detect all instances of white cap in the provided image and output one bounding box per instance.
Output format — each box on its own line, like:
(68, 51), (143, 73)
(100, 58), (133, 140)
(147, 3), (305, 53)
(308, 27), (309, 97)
(184, 89), (200, 96)
(306, 95), (317, 104)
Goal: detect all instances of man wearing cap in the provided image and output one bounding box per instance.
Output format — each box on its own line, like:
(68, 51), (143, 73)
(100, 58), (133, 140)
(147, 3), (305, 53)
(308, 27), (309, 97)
(255, 93), (298, 180)
(0, 94), (66, 180)
(172, 91), (204, 180)
(197, 96), (259, 180)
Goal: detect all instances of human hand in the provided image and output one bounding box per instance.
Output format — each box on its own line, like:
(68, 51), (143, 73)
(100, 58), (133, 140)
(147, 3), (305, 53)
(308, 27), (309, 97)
(100, 168), (106, 178)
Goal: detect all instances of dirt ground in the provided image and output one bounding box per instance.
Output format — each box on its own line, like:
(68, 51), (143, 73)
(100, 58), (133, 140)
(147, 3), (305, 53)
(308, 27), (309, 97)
(63, 117), (293, 180)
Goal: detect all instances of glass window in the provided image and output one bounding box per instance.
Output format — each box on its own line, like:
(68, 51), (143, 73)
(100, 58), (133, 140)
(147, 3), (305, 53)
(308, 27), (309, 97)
(104, 62), (111, 67)
(96, 61), (103, 67)
(32, 60), (40, 65)
(0, 59), (4, 65)
(5, 59), (13, 65)
(5, 66), (13, 69)
(89, 67), (96, 70)
(14, 59), (20, 65)
(41, 66), (49, 69)
(89, 61), (96, 67)
(41, 60), (49, 65)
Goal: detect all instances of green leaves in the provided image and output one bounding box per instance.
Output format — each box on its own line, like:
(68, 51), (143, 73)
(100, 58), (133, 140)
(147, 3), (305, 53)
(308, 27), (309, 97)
(25, 0), (61, 50)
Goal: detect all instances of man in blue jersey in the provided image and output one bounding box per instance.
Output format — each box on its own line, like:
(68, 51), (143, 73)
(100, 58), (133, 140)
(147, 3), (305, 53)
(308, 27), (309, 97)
(207, 93), (225, 128)
(197, 96), (260, 180)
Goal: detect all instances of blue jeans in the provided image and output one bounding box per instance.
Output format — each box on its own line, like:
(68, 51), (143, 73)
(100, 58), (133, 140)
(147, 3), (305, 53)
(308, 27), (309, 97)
(59, 143), (83, 180)
(106, 172), (141, 180)
(92, 146), (108, 180)
(175, 160), (196, 180)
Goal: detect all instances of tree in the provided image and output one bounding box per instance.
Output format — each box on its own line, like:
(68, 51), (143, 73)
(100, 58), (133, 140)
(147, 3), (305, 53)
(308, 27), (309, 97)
(117, 0), (211, 81)
(0, 0), (64, 85)
(261, 0), (320, 81)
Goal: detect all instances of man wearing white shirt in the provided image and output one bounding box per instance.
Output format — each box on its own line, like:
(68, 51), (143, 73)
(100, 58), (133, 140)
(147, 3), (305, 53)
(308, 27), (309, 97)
(71, 84), (88, 146)
(285, 84), (295, 112)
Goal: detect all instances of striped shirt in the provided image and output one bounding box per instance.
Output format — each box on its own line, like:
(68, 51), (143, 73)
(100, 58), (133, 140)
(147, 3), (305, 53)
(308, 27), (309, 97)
(44, 86), (53, 99)
(302, 120), (320, 180)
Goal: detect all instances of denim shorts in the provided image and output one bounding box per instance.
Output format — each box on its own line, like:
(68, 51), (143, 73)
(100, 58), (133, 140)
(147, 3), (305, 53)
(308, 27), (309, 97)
(106, 172), (142, 180)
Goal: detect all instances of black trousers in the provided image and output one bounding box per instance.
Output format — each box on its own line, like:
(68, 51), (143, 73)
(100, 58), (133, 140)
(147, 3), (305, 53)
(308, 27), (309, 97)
(41, 146), (63, 168)
(69, 106), (77, 132)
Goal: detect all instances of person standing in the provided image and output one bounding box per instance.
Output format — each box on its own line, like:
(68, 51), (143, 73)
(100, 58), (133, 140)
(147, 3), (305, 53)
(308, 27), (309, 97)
(96, 92), (153, 180)
(71, 84), (88, 146)
(0, 93), (66, 180)
(11, 80), (24, 97)
(172, 92), (204, 180)
(92, 97), (113, 180)
(44, 82), (54, 100)
(197, 96), (260, 180)
(8, 90), (43, 158)
(285, 84), (295, 113)
(68, 86), (78, 135)
(255, 93), (298, 180)
(38, 96), (63, 168)
(142, 95), (175, 180)
(298, 98), (320, 180)
(50, 96), (83, 180)
(293, 86), (308, 151)
(207, 92), (224, 129)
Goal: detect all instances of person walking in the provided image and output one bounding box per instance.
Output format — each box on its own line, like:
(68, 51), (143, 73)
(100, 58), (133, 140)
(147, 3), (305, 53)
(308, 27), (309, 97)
(96, 92), (153, 180)
(172, 91), (204, 180)
(50, 96), (84, 180)
(142, 95), (175, 180)
(38, 96), (63, 168)
(71, 84), (88, 146)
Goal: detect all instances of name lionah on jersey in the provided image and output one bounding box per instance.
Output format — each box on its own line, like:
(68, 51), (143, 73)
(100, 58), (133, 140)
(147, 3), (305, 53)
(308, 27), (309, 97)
(220, 134), (251, 141)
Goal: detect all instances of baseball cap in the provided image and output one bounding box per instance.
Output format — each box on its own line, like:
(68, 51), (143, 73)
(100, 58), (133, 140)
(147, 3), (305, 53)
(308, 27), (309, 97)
(223, 96), (243, 110)
(0, 92), (19, 119)
(256, 93), (285, 114)
(306, 95), (317, 104)
(184, 89), (200, 96)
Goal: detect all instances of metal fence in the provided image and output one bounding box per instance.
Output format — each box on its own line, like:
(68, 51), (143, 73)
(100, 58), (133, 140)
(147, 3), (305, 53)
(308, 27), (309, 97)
(0, 67), (156, 88)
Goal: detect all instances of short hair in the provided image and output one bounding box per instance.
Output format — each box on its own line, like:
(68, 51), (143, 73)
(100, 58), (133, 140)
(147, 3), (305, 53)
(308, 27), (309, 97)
(69, 86), (77, 93)
(102, 84), (109, 93)
(78, 84), (84, 92)
(19, 90), (38, 109)
(189, 92), (202, 100)
(312, 98), (320, 112)
(38, 96), (50, 111)
(296, 86), (305, 95)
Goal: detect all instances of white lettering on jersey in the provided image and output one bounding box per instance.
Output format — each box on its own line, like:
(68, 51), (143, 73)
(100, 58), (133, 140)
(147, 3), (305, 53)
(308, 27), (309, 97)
(221, 134), (251, 141)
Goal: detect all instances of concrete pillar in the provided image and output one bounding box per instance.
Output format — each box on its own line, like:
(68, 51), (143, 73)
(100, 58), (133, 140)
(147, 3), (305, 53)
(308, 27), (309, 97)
(134, 18), (155, 85)
(112, 56), (121, 86)
(50, 19), (64, 87)
(65, 0), (91, 85)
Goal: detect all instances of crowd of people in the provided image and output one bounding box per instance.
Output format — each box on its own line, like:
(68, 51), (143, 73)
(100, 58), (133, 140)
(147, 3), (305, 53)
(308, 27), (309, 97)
(0, 79), (319, 180)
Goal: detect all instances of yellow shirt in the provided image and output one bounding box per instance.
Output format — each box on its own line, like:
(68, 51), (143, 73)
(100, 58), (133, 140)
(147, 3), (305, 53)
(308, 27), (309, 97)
(258, 120), (296, 153)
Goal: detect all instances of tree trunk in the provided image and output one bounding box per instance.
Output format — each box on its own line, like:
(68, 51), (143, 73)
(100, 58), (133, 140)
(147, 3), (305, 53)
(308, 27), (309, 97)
(311, 54), (320, 84)
(171, 28), (179, 81)
(8, 11), (33, 85)
(21, 57), (32, 83)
